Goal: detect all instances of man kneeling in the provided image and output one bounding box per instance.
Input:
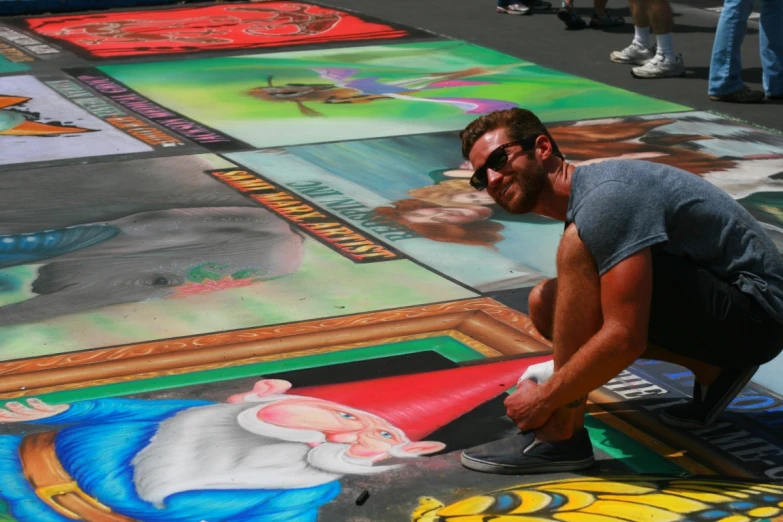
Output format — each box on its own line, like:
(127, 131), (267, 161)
(459, 108), (783, 474)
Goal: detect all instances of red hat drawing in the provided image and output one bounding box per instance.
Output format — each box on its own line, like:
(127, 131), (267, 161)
(293, 354), (553, 441)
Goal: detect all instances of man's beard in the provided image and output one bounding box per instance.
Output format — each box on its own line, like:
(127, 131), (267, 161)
(510, 163), (547, 213)
(132, 402), (400, 508)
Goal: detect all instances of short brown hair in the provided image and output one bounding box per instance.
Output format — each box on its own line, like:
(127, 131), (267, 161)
(459, 108), (563, 160)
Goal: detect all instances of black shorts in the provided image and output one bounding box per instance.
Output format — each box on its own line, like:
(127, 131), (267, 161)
(648, 250), (783, 367)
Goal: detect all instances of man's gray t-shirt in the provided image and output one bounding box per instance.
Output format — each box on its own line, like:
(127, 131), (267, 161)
(566, 159), (783, 324)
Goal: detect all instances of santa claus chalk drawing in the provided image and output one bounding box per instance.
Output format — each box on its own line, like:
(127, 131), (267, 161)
(0, 356), (550, 521)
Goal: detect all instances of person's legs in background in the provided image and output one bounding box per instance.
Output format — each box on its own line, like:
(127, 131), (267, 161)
(648, 0), (675, 59)
(708, 0), (764, 102)
(631, 0), (686, 78)
(589, 0), (626, 28)
(760, 0), (783, 99)
(558, 0), (588, 29)
(559, 0), (623, 29)
(610, 0), (657, 64)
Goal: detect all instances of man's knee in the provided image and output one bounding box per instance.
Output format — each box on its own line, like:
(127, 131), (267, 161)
(529, 278), (557, 340)
(529, 279), (556, 316)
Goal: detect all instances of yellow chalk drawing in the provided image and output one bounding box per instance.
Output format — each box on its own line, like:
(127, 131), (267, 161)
(411, 476), (783, 522)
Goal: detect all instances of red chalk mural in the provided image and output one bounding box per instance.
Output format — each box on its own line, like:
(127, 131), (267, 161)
(23, 2), (414, 59)
(0, 356), (550, 521)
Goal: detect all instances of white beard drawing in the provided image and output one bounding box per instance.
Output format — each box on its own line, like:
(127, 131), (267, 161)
(131, 401), (399, 508)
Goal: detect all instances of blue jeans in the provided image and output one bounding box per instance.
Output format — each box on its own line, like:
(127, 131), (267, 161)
(709, 0), (783, 97)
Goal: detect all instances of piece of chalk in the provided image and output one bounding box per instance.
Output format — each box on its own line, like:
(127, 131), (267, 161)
(356, 490), (370, 506)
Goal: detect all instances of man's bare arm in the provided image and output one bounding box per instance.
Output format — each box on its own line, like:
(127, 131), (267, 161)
(539, 247), (653, 411)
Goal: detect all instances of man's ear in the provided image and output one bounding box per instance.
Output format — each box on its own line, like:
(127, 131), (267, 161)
(536, 134), (554, 161)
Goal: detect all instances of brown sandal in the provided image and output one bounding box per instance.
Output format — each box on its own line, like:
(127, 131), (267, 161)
(589, 12), (625, 28)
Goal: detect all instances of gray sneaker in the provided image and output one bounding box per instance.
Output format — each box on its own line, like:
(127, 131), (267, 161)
(461, 429), (595, 474)
(631, 53), (686, 79)
(610, 42), (656, 65)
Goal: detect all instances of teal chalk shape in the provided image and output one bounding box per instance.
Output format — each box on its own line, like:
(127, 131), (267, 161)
(0, 56), (29, 74)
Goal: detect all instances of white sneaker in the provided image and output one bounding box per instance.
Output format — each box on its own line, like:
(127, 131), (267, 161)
(631, 52), (686, 79)
(610, 42), (656, 65)
(497, 3), (531, 14)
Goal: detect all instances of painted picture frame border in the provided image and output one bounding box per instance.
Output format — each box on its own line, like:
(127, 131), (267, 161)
(0, 323), (719, 479)
(10, 0), (439, 63)
(0, 297), (551, 397)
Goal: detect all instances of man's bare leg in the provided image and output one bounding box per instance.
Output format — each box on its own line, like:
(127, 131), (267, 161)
(648, 0), (677, 59)
(631, 0), (654, 47)
(630, 0), (650, 26)
(533, 226), (603, 442)
(610, 0), (656, 63)
(593, 0), (609, 17)
(630, 0), (684, 77)
(648, 0), (674, 34)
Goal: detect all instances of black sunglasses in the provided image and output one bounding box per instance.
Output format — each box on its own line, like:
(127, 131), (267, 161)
(469, 137), (539, 191)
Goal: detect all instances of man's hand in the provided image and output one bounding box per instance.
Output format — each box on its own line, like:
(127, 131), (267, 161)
(0, 398), (69, 423)
(504, 380), (553, 431)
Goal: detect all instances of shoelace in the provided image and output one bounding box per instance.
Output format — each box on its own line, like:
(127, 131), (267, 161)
(523, 438), (544, 453)
(624, 42), (651, 57)
(632, 42), (653, 51)
(641, 52), (665, 68)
